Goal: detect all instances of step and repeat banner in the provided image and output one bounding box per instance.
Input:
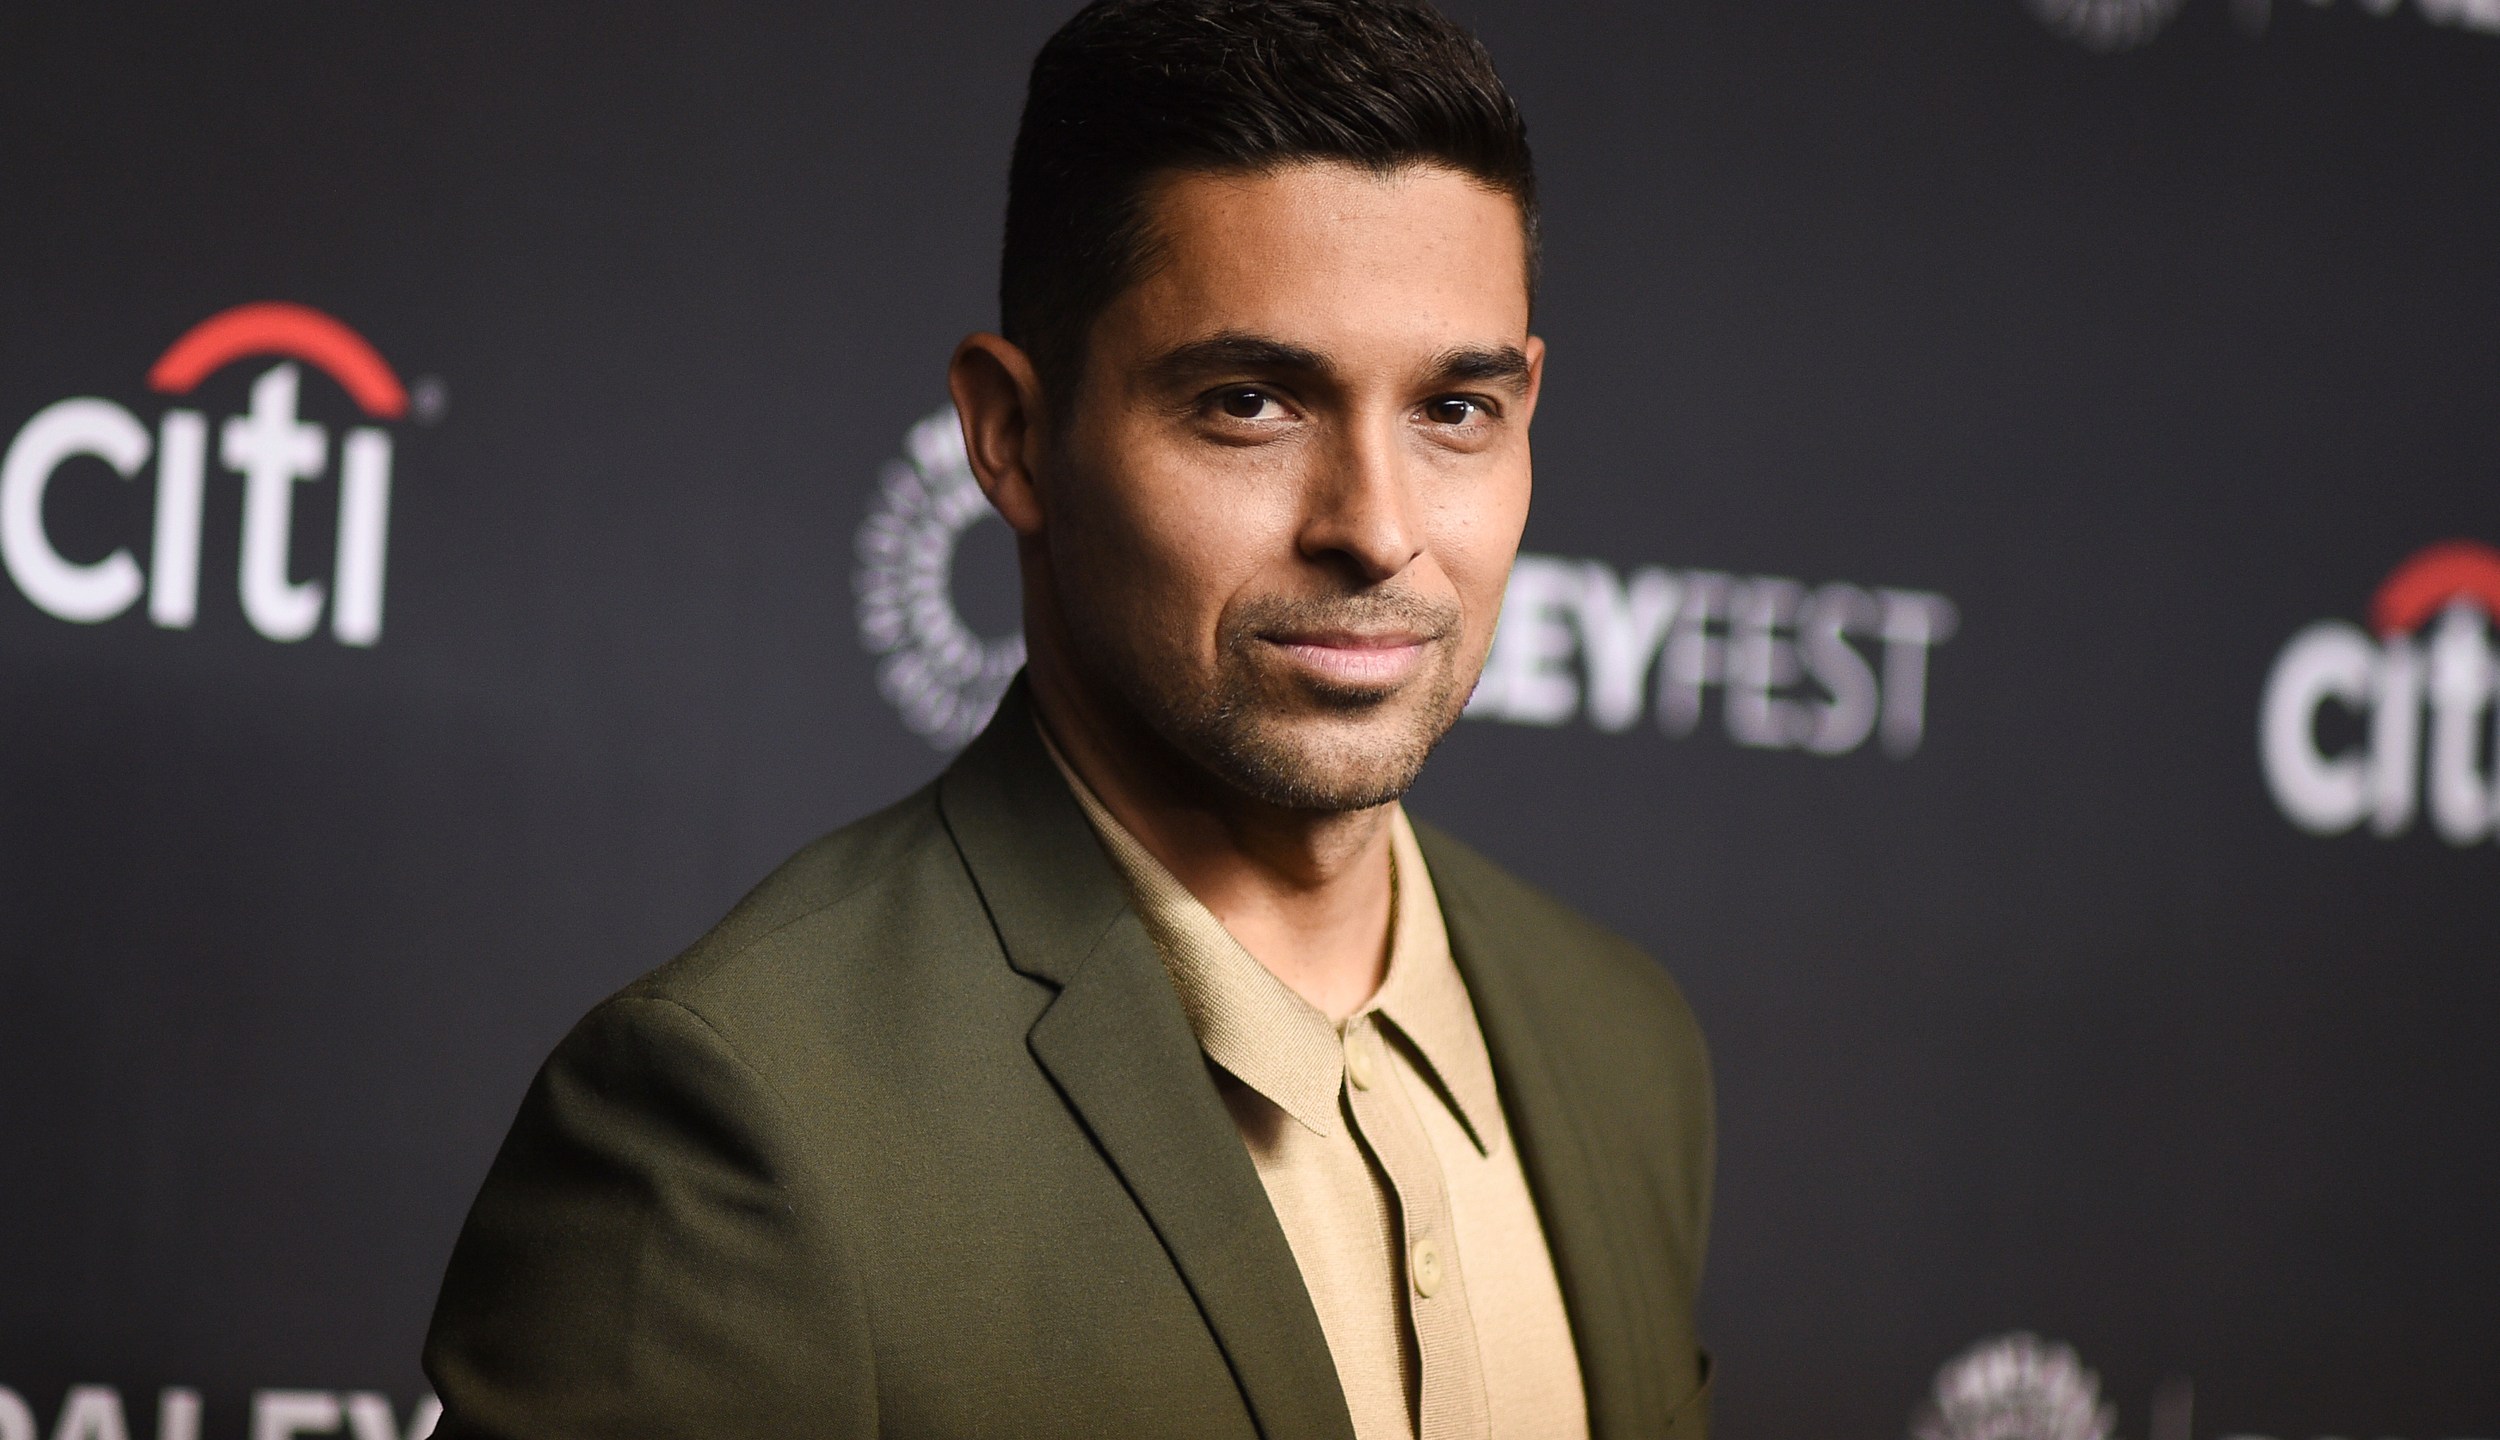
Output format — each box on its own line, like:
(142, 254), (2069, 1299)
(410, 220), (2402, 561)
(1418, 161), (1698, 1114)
(2, 2), (2493, 1437)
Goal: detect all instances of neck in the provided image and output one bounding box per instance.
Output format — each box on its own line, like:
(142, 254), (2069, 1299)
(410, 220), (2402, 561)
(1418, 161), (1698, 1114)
(1026, 644), (1396, 1022)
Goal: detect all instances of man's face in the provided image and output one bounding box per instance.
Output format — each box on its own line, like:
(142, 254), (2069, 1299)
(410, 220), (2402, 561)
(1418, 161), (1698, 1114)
(1042, 161), (1540, 812)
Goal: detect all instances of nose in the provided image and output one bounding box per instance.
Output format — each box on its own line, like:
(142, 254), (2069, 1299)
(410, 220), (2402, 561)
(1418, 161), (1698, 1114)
(1296, 413), (1423, 584)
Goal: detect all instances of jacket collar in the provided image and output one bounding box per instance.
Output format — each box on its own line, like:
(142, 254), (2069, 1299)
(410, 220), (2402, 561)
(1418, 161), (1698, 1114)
(936, 681), (1358, 1440)
(1416, 822), (1664, 1440)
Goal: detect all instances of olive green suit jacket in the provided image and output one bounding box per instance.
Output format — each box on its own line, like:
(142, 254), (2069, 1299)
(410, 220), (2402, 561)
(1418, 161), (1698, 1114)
(423, 686), (1714, 1439)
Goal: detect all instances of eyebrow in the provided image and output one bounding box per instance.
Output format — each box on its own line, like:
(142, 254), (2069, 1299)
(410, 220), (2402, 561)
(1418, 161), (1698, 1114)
(1429, 344), (1533, 393)
(1139, 333), (1533, 394)
(1141, 333), (1330, 389)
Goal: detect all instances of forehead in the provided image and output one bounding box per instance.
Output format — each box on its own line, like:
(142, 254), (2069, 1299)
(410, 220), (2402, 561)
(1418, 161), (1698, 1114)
(1108, 161), (1533, 357)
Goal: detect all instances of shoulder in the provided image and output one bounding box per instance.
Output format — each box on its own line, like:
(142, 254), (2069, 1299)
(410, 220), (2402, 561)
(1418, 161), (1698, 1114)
(635, 781), (955, 988)
(1412, 817), (1712, 1124)
(594, 779), (1024, 1089)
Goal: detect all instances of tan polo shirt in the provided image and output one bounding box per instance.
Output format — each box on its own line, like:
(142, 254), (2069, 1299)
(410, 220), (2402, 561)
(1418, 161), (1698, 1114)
(1045, 740), (1588, 1440)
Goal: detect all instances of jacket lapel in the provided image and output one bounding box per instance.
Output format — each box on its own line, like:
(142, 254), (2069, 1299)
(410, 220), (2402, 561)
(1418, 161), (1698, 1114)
(938, 685), (1357, 1440)
(1420, 825), (1664, 1440)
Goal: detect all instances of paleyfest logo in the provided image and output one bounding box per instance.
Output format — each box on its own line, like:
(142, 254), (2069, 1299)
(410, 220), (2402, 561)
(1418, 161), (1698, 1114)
(0, 1383), (437, 1440)
(2027, 0), (2189, 51)
(1911, 1332), (2488, 1440)
(2261, 539), (2500, 846)
(854, 409), (1025, 750)
(1467, 554), (1957, 760)
(2028, 0), (2500, 51)
(1913, 1333), (2116, 1440)
(0, 302), (418, 645)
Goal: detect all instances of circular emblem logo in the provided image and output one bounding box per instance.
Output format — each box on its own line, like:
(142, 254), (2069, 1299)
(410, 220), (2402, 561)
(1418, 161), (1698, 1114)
(853, 407), (1025, 750)
(1912, 1333), (2117, 1440)
(2025, 0), (2187, 50)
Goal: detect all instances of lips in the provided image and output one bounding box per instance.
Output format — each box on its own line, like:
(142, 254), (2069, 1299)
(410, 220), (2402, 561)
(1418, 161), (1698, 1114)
(1263, 628), (1434, 688)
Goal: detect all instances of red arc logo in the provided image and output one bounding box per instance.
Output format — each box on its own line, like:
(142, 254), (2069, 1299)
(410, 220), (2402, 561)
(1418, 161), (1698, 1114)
(2369, 539), (2500, 637)
(147, 302), (407, 421)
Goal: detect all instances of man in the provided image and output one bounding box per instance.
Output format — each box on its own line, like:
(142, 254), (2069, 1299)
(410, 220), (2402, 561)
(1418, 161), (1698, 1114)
(422, 2), (1712, 1436)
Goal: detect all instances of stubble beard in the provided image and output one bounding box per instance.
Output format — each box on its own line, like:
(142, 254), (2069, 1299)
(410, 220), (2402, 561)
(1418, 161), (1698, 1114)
(1087, 588), (1474, 814)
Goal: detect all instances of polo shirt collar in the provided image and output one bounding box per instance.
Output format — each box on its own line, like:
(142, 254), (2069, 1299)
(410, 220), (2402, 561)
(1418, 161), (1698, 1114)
(1041, 725), (1506, 1156)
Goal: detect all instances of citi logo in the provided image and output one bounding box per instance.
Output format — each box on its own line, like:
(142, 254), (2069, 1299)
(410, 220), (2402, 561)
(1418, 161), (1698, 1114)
(1466, 554), (1958, 759)
(0, 302), (418, 645)
(2261, 539), (2500, 845)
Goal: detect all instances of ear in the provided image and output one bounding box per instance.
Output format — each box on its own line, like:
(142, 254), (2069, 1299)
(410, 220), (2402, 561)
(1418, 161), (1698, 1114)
(948, 333), (1050, 536)
(1516, 333), (1548, 431)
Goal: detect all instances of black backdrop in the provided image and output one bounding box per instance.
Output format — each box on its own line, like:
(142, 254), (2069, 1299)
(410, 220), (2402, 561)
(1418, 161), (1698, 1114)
(4, 3), (2495, 1437)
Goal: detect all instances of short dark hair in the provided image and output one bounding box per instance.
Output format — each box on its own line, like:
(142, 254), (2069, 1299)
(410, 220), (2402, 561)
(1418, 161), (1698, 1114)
(1001, 0), (1538, 406)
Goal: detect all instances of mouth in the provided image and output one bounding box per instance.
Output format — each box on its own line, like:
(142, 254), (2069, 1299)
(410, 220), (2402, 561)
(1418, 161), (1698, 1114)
(1260, 627), (1436, 690)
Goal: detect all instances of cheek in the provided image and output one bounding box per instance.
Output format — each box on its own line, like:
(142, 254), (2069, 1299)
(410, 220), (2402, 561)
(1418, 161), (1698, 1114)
(1057, 441), (1296, 648)
(1425, 465), (1532, 633)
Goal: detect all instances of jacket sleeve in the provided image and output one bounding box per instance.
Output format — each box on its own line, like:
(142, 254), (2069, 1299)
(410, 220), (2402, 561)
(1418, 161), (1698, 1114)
(423, 995), (876, 1439)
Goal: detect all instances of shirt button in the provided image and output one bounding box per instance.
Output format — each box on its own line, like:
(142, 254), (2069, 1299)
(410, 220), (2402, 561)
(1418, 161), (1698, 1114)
(1411, 1238), (1444, 1298)
(1343, 1027), (1376, 1091)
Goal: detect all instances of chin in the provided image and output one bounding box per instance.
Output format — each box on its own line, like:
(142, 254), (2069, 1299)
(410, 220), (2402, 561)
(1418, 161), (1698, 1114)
(1197, 694), (1455, 813)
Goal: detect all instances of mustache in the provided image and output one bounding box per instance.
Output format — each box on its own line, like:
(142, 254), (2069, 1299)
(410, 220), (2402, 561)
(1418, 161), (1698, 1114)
(1227, 587), (1463, 643)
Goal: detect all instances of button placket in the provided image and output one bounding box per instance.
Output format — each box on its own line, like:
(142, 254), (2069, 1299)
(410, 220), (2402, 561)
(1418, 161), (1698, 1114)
(1341, 1019), (1490, 1440)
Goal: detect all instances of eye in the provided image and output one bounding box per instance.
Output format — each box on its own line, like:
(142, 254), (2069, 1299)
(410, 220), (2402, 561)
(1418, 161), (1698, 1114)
(1423, 397), (1484, 425)
(1217, 389), (1277, 420)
